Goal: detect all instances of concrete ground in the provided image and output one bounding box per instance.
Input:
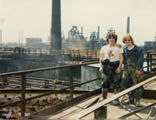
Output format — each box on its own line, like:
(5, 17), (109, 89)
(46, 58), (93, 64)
(46, 92), (156, 120)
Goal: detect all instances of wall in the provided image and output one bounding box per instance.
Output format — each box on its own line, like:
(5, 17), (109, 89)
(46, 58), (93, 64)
(81, 64), (101, 91)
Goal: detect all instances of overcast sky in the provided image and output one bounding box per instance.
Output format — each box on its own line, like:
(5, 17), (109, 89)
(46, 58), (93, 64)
(0, 0), (156, 45)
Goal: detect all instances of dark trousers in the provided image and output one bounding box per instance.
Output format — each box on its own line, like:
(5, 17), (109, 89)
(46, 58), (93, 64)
(122, 69), (143, 101)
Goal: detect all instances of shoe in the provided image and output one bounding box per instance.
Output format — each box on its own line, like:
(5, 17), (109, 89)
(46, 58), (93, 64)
(135, 101), (142, 107)
(113, 99), (120, 105)
(122, 97), (134, 104)
(98, 97), (104, 102)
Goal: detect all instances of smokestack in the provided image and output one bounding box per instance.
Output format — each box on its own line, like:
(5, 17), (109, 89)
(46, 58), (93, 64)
(50, 0), (61, 54)
(97, 26), (100, 40)
(19, 31), (20, 47)
(22, 31), (23, 47)
(127, 16), (130, 34)
(0, 30), (2, 46)
(81, 27), (83, 36)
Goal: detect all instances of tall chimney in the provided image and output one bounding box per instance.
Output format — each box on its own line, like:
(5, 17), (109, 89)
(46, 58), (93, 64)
(97, 26), (100, 40)
(19, 31), (20, 47)
(0, 30), (2, 46)
(50, 0), (61, 54)
(81, 27), (83, 36)
(127, 16), (130, 34)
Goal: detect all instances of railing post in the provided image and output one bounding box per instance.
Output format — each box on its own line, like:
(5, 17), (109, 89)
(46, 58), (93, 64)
(86, 49), (88, 59)
(35, 49), (36, 56)
(40, 48), (42, 56)
(70, 67), (73, 99)
(45, 80), (49, 88)
(28, 49), (30, 55)
(150, 54), (152, 71)
(94, 105), (107, 120)
(147, 53), (149, 72)
(21, 73), (25, 117)
(62, 49), (64, 54)
(95, 50), (97, 58)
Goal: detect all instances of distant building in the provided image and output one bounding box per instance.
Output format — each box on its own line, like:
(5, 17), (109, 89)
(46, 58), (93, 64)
(3, 42), (18, 48)
(26, 37), (43, 48)
(144, 41), (156, 51)
(107, 28), (115, 34)
(62, 26), (87, 50)
(26, 37), (42, 44)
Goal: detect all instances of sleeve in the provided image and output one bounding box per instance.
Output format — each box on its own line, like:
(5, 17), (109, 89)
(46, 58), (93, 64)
(136, 47), (144, 70)
(119, 46), (123, 54)
(100, 46), (105, 54)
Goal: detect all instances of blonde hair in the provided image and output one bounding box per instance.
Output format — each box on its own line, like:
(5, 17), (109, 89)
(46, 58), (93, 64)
(122, 34), (135, 45)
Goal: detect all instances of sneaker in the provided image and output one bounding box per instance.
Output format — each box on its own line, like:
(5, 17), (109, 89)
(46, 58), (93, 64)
(113, 99), (120, 105)
(122, 97), (134, 105)
(98, 96), (106, 102)
(135, 101), (142, 107)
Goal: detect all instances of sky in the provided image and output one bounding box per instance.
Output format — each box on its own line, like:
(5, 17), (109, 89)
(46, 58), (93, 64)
(0, 0), (156, 45)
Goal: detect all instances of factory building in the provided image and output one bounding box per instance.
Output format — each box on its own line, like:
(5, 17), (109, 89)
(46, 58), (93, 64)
(143, 36), (156, 51)
(25, 37), (43, 48)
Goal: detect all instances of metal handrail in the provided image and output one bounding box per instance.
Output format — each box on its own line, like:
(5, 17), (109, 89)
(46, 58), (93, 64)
(0, 61), (99, 117)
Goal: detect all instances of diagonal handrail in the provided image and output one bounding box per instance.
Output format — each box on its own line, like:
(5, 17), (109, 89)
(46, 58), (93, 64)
(69, 75), (156, 119)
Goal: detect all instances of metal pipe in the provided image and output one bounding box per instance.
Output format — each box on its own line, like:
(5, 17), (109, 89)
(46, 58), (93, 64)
(118, 102), (156, 119)
(119, 96), (144, 119)
(147, 106), (154, 119)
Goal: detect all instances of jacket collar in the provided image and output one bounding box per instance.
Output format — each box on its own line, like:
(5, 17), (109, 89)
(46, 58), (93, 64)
(124, 45), (138, 56)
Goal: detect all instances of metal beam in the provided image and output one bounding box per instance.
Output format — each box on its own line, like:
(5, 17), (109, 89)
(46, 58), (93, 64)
(118, 102), (156, 119)
(69, 75), (156, 119)
(0, 62), (99, 77)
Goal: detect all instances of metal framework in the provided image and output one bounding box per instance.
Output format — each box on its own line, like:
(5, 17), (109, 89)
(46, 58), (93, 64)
(0, 61), (98, 117)
(0, 51), (156, 118)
